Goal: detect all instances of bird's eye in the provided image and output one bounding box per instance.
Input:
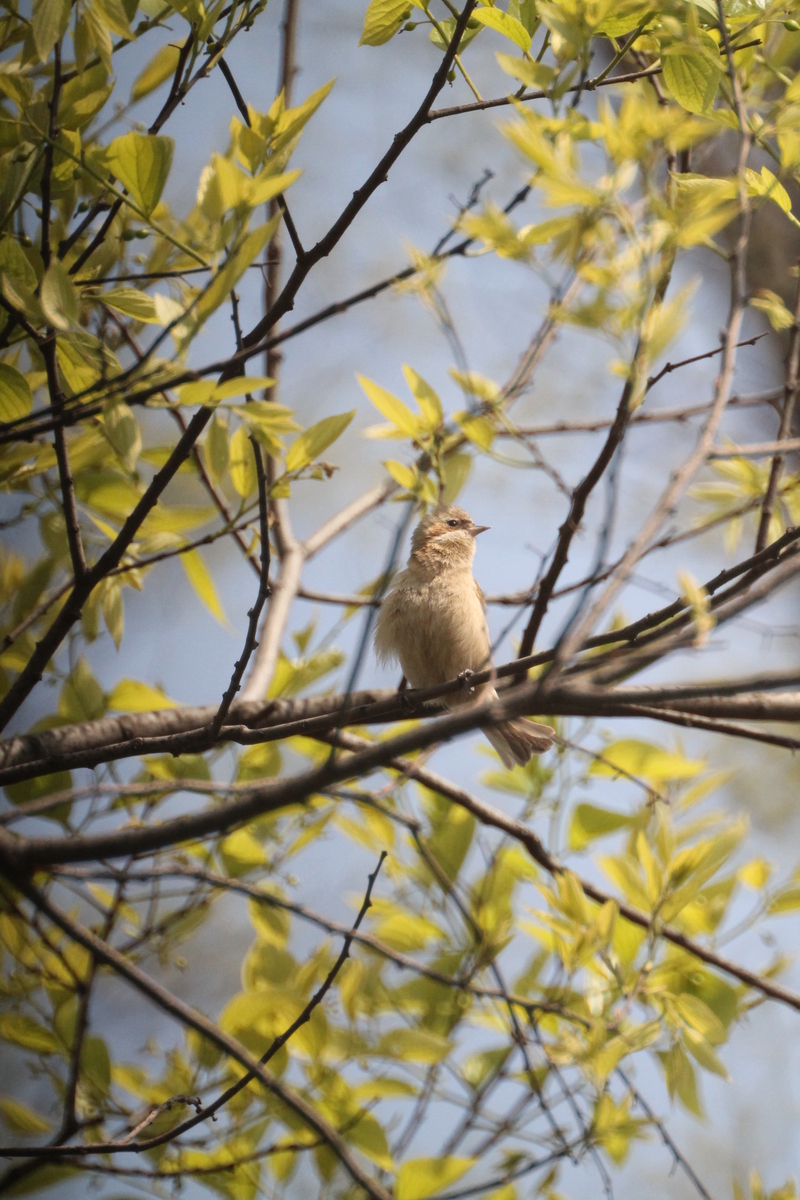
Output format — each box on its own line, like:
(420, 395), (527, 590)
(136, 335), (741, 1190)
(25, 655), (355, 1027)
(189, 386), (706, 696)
(446, 519), (459, 528)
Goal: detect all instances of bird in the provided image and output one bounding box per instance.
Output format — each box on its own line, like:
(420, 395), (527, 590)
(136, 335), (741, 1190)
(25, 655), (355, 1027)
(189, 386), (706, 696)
(374, 504), (554, 769)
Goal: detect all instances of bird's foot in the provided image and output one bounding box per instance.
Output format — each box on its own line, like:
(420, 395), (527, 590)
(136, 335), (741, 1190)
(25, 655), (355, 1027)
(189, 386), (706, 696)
(397, 676), (416, 713)
(457, 669), (475, 693)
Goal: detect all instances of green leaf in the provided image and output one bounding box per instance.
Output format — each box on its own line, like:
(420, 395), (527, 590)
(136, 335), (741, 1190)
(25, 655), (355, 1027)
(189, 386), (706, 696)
(749, 289), (795, 331)
(181, 548), (226, 624)
(32, 0), (71, 61)
(221, 828), (266, 877)
(396, 1157), (475, 1200)
(745, 166), (794, 217)
(184, 216), (279, 343)
(441, 451), (471, 504)
(683, 1029), (730, 1079)
(767, 886), (800, 914)
(98, 286), (158, 323)
(0, 1098), (51, 1135)
(229, 424), (258, 498)
(106, 131), (175, 217)
(205, 410), (229, 485)
(358, 375), (421, 437)
(100, 578), (124, 650)
(58, 658), (105, 722)
(178, 375), (276, 407)
(673, 994), (727, 1045)
(359, 0), (412, 46)
(81, 1034), (111, 1091)
(107, 679), (176, 711)
(285, 410), (355, 472)
(496, 52), (556, 90)
(589, 739), (704, 784)
(103, 397), (141, 469)
(377, 1027), (451, 1063)
(569, 803), (634, 850)
(456, 412), (494, 450)
(0, 363), (33, 422)
(247, 167), (302, 208)
(347, 1111), (393, 1171)
(402, 364), (442, 430)
(662, 37), (722, 115)
(41, 259), (79, 331)
(472, 6), (531, 50)
(131, 43), (182, 101)
(0, 1013), (60, 1054)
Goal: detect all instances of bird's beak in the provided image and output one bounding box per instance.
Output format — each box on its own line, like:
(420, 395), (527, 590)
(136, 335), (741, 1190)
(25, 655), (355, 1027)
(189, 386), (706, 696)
(470, 525), (490, 537)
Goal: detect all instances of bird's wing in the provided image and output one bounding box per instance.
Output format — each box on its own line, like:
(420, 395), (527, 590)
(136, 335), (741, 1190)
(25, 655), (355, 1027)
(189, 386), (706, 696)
(474, 578), (487, 615)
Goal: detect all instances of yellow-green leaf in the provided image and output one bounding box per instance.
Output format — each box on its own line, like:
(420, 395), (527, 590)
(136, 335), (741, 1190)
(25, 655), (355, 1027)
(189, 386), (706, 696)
(205, 410), (229, 486)
(749, 289), (795, 332)
(41, 259), (79, 331)
(0, 363), (33, 422)
(661, 38), (722, 115)
(358, 375), (420, 437)
(589, 739), (704, 784)
(229, 424), (258, 498)
(32, 0), (71, 61)
(569, 803), (634, 851)
(185, 217), (279, 341)
(108, 679), (176, 711)
(0, 1097), (51, 1135)
(0, 1013), (60, 1054)
(285, 410), (354, 472)
(221, 828), (266, 877)
(181, 548), (226, 624)
(131, 43), (181, 101)
(472, 6), (531, 50)
(103, 397), (141, 470)
(402, 364), (442, 430)
(99, 287), (158, 323)
(396, 1157), (475, 1200)
(106, 131), (174, 217)
(496, 51), (555, 89)
(359, 0), (411, 46)
(178, 376), (275, 407)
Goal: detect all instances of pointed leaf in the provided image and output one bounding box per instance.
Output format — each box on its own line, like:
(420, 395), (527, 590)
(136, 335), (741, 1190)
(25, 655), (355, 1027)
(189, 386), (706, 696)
(396, 1157), (475, 1200)
(285, 410), (354, 472)
(472, 6), (531, 50)
(131, 43), (182, 101)
(108, 679), (176, 711)
(106, 131), (174, 217)
(358, 375), (420, 436)
(181, 548), (226, 623)
(32, 0), (71, 61)
(359, 0), (412, 46)
(0, 364), (33, 422)
(41, 259), (79, 331)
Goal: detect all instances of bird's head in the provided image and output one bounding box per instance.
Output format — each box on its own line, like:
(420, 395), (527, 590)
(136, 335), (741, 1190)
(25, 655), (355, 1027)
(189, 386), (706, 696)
(409, 505), (489, 569)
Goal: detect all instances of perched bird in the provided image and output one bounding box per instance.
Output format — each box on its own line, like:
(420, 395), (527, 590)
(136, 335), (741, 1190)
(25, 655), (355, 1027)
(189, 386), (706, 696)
(374, 504), (554, 769)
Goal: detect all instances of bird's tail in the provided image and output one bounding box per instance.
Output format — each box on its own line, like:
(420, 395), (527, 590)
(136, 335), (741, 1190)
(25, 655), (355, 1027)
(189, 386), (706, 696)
(483, 719), (554, 769)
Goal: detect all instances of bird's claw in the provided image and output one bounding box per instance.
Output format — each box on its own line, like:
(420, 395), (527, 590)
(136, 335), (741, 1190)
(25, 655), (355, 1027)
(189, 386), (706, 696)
(457, 669), (475, 693)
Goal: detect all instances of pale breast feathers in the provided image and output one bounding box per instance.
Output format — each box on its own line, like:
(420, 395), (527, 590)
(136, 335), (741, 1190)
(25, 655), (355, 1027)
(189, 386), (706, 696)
(374, 568), (492, 691)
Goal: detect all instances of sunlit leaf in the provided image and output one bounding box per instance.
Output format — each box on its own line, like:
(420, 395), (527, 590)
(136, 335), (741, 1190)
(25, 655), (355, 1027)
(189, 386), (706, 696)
(106, 131), (175, 217)
(181, 548), (226, 624)
(285, 410), (355, 472)
(0, 364), (33, 422)
(396, 1157), (475, 1200)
